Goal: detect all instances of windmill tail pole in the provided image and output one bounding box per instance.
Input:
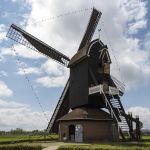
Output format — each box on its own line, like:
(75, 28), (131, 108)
(135, 115), (142, 141)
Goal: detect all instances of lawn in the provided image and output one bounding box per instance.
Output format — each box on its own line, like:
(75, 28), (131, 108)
(0, 135), (150, 150)
(0, 145), (42, 150)
(58, 143), (150, 150)
(0, 134), (58, 144)
(58, 136), (150, 150)
(0, 134), (58, 150)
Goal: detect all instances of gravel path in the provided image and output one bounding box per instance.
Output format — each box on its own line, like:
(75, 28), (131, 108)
(42, 142), (89, 150)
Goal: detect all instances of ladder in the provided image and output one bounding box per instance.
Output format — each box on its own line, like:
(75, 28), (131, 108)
(109, 98), (130, 134)
(102, 91), (132, 140)
(46, 79), (70, 133)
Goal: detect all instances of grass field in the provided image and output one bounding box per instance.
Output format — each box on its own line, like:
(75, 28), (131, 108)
(0, 134), (58, 144)
(58, 136), (150, 150)
(0, 145), (42, 150)
(0, 135), (150, 150)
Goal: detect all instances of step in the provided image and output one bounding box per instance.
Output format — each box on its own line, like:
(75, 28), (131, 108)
(110, 101), (120, 105)
(112, 105), (121, 108)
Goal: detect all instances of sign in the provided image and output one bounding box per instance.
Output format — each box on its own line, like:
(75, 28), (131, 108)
(109, 86), (119, 95)
(89, 84), (103, 95)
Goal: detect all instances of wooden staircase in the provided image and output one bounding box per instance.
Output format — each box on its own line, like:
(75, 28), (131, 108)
(104, 93), (141, 141)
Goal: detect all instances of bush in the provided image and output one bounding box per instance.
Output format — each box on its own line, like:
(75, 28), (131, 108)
(0, 145), (42, 150)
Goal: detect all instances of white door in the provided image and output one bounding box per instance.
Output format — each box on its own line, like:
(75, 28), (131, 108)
(75, 124), (83, 142)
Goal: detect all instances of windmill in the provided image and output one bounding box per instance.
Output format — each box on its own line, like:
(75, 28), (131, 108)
(7, 8), (142, 142)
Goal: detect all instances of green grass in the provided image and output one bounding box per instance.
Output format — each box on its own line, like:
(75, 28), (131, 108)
(1, 135), (150, 150)
(0, 134), (58, 144)
(58, 143), (150, 150)
(58, 145), (150, 150)
(58, 136), (150, 150)
(0, 145), (42, 150)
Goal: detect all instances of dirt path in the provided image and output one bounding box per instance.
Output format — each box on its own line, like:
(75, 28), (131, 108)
(43, 142), (63, 150)
(42, 142), (65, 150)
(43, 145), (59, 150)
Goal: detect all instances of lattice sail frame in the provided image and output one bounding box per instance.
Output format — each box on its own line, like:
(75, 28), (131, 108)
(7, 25), (37, 50)
(7, 24), (70, 67)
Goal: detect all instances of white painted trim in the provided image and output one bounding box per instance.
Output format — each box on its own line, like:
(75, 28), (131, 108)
(89, 84), (103, 95)
(87, 39), (99, 56)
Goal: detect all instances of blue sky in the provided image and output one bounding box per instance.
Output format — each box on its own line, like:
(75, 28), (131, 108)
(0, 0), (150, 130)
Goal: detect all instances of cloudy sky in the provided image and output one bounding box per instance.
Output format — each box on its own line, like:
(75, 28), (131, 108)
(0, 0), (150, 131)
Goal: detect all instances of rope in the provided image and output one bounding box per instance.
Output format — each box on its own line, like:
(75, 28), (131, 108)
(100, 20), (125, 85)
(98, 28), (101, 40)
(11, 44), (49, 123)
(25, 8), (92, 26)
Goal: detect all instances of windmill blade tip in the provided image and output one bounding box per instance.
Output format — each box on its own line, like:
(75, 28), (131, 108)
(11, 24), (16, 27)
(92, 7), (102, 15)
(10, 24), (19, 31)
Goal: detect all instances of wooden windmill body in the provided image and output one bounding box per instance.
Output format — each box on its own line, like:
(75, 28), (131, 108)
(7, 8), (142, 142)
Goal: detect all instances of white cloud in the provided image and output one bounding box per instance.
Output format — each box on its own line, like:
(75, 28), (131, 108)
(0, 44), (46, 59)
(15, 59), (69, 87)
(143, 32), (150, 51)
(41, 59), (68, 77)
(0, 71), (8, 77)
(0, 24), (7, 42)
(0, 99), (26, 108)
(36, 59), (69, 88)
(110, 36), (150, 90)
(0, 81), (13, 98)
(17, 67), (42, 75)
(121, 0), (147, 34)
(0, 99), (51, 131)
(128, 20), (147, 34)
(36, 75), (67, 88)
(11, 0), (17, 2)
(127, 106), (150, 129)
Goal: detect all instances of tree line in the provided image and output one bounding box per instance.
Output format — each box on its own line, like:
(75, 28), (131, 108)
(0, 128), (45, 135)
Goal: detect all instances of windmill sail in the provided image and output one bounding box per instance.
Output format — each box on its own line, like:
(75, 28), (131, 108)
(46, 79), (70, 133)
(7, 24), (70, 66)
(78, 8), (102, 50)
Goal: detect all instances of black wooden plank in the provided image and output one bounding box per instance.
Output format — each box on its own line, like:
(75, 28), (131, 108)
(70, 59), (88, 108)
(78, 8), (102, 50)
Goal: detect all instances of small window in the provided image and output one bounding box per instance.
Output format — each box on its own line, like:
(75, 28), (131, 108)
(103, 63), (110, 74)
